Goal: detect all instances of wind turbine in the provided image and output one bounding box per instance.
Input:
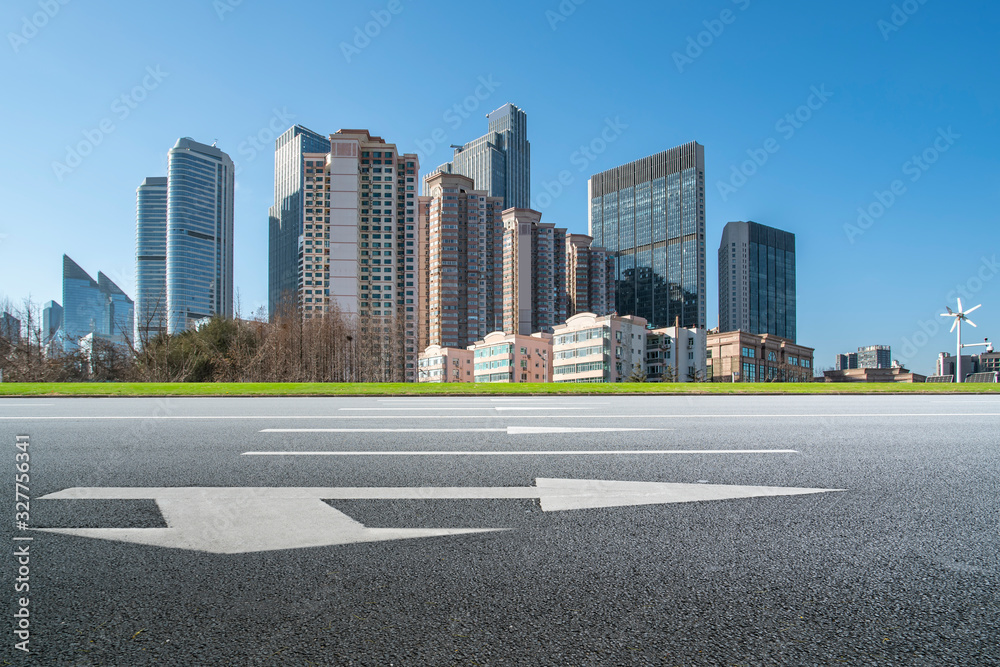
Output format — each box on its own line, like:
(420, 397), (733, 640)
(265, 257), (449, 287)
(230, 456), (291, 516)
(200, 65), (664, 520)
(940, 299), (981, 382)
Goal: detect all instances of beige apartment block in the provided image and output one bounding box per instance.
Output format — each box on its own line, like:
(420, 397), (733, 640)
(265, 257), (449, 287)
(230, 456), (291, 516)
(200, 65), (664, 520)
(552, 313), (648, 383)
(501, 208), (567, 336)
(297, 129), (420, 381)
(417, 345), (475, 383)
(707, 330), (814, 382)
(417, 173), (505, 352)
(565, 233), (615, 318)
(470, 330), (553, 383)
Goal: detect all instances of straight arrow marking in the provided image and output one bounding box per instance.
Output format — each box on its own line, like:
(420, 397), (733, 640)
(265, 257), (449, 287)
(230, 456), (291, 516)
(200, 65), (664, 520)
(35, 479), (842, 554)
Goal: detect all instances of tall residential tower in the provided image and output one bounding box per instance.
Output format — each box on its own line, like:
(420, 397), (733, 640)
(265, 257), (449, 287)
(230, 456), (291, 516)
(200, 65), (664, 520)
(417, 172), (505, 351)
(588, 142), (706, 329)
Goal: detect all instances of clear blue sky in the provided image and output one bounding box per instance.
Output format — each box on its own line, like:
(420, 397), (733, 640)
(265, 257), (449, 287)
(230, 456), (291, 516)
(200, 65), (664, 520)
(1, 0), (997, 374)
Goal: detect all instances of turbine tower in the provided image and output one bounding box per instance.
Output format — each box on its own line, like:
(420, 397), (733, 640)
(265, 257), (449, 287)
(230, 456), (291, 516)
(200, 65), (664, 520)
(940, 298), (981, 382)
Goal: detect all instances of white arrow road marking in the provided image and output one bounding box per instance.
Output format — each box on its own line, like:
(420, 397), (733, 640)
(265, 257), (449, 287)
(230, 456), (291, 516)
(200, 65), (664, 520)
(36, 479), (840, 554)
(242, 449), (797, 456)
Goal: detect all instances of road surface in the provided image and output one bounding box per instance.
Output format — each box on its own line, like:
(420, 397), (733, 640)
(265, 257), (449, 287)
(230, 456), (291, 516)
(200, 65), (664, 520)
(2, 394), (998, 665)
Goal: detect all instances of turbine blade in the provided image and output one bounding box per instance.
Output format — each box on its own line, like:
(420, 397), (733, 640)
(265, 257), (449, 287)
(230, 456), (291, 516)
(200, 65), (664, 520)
(951, 320), (958, 333)
(966, 304), (982, 315)
(941, 313), (952, 318)
(967, 319), (977, 328)
(957, 298), (963, 312)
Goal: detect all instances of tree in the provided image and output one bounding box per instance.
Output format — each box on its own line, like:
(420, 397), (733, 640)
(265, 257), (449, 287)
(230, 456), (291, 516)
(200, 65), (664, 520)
(628, 362), (647, 382)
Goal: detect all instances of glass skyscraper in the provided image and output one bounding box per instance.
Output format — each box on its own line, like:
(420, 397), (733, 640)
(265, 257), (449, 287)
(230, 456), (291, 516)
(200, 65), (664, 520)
(588, 142), (706, 329)
(42, 300), (63, 342)
(268, 125), (330, 318)
(434, 103), (530, 210)
(165, 138), (235, 334)
(718, 220), (796, 342)
(61, 255), (133, 347)
(135, 176), (168, 343)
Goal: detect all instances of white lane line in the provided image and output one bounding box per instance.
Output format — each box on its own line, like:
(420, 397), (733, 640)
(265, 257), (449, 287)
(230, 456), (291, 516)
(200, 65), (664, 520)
(5, 413), (999, 421)
(338, 407), (590, 411)
(261, 428), (506, 433)
(242, 449), (798, 456)
(506, 427), (670, 434)
(259, 426), (672, 434)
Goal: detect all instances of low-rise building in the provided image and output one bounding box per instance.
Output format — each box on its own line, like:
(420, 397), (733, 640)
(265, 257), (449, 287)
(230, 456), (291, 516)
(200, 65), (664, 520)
(417, 345), (475, 383)
(822, 367), (926, 383)
(470, 331), (552, 383)
(936, 350), (998, 379)
(646, 325), (707, 382)
(552, 313), (647, 383)
(707, 330), (814, 382)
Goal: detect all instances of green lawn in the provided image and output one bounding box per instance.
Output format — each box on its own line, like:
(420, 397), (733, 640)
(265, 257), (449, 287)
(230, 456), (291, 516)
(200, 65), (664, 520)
(0, 382), (997, 396)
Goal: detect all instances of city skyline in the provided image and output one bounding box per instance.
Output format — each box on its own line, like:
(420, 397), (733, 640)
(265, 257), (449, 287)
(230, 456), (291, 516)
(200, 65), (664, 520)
(2, 1), (997, 375)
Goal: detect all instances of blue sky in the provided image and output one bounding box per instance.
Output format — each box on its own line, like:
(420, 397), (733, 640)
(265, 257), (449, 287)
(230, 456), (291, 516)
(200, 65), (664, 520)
(1, 0), (997, 374)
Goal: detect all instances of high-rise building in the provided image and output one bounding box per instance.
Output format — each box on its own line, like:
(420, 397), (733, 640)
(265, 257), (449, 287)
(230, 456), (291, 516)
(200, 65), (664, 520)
(61, 255), (133, 347)
(165, 138), (235, 334)
(564, 234), (615, 319)
(835, 353), (858, 371)
(282, 129), (420, 381)
(858, 345), (891, 369)
(268, 125), (330, 318)
(42, 300), (63, 342)
(718, 220), (796, 342)
(417, 172), (505, 350)
(588, 142), (706, 329)
(434, 103), (530, 209)
(837, 345), (891, 370)
(0, 312), (20, 345)
(135, 176), (168, 343)
(502, 208), (567, 336)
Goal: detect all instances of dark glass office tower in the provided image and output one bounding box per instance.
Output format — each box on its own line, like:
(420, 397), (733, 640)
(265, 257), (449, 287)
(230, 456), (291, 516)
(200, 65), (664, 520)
(434, 103), (530, 210)
(587, 142), (706, 329)
(718, 220), (796, 342)
(268, 125), (330, 318)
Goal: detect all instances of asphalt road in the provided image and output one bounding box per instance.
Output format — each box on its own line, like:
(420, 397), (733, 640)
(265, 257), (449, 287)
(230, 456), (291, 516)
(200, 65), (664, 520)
(2, 394), (999, 666)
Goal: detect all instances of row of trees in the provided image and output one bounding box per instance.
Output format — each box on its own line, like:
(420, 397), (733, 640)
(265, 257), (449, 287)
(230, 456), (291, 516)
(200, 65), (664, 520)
(0, 298), (408, 383)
